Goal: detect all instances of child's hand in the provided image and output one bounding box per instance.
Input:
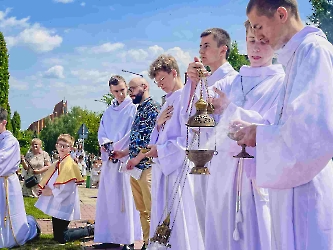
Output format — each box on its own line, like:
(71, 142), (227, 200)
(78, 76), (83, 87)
(41, 186), (53, 196)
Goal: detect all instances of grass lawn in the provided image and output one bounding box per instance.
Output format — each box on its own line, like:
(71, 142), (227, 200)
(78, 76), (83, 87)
(4, 234), (81, 250)
(23, 197), (51, 219)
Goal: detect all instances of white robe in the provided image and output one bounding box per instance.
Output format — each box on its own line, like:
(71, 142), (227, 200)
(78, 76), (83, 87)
(149, 89), (204, 250)
(256, 26), (333, 250)
(35, 170), (81, 221)
(205, 64), (285, 250)
(180, 62), (238, 238)
(0, 131), (38, 248)
(95, 96), (142, 244)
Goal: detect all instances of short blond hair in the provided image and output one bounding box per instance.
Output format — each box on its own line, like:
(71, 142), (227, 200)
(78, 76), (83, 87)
(31, 138), (42, 147)
(148, 54), (180, 79)
(57, 134), (75, 147)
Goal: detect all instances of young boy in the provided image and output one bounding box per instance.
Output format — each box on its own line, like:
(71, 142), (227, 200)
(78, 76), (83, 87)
(35, 134), (94, 243)
(91, 160), (101, 188)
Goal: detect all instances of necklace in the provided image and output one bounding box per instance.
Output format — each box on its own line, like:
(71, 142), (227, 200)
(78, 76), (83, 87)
(240, 76), (266, 107)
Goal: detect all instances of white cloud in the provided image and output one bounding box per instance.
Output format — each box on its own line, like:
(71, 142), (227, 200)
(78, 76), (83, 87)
(120, 49), (149, 62)
(9, 77), (29, 90)
(1, 9), (63, 52)
(0, 8), (11, 20)
(43, 65), (65, 79)
(165, 47), (192, 66)
(54, 0), (75, 3)
(10, 24), (62, 52)
(76, 42), (124, 54)
(80, 2), (86, 7)
(71, 69), (110, 83)
(148, 45), (164, 56)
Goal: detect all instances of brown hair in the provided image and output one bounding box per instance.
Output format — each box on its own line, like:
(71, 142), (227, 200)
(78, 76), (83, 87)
(200, 28), (231, 59)
(244, 20), (252, 34)
(246, 0), (300, 20)
(0, 106), (7, 122)
(109, 75), (126, 86)
(148, 54), (180, 79)
(57, 134), (75, 147)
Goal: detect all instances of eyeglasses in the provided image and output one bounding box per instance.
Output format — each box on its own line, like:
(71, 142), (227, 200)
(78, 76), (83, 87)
(56, 143), (71, 149)
(128, 84), (143, 93)
(154, 76), (166, 86)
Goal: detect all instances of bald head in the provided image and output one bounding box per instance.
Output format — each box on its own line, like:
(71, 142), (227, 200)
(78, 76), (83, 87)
(128, 77), (150, 104)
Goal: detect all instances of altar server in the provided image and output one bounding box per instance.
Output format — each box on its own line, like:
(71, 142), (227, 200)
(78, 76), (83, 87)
(181, 28), (237, 237)
(35, 134), (94, 243)
(94, 75), (142, 250)
(233, 1), (333, 249)
(146, 55), (204, 250)
(0, 106), (40, 249)
(204, 20), (285, 250)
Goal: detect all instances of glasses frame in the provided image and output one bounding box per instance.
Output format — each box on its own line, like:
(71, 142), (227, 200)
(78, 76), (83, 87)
(56, 143), (71, 149)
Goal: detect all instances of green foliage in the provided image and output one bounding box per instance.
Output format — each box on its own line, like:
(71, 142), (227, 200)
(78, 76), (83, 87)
(0, 32), (12, 131)
(228, 41), (250, 71)
(39, 106), (102, 155)
(18, 130), (34, 155)
(98, 93), (114, 106)
(11, 111), (21, 137)
(308, 0), (333, 42)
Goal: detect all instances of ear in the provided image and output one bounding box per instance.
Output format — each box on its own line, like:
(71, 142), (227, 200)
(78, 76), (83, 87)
(172, 69), (177, 78)
(219, 45), (227, 58)
(276, 7), (288, 23)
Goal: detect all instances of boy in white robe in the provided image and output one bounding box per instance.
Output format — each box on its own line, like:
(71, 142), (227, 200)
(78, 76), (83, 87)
(203, 20), (285, 250)
(181, 28), (237, 238)
(145, 55), (204, 250)
(35, 134), (94, 243)
(0, 107), (40, 249)
(94, 75), (142, 250)
(234, 1), (333, 249)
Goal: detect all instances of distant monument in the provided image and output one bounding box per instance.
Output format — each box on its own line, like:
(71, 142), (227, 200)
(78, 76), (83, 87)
(28, 100), (68, 134)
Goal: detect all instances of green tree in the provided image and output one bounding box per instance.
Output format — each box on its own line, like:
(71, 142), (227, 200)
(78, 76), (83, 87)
(228, 41), (250, 71)
(39, 107), (102, 155)
(12, 111), (21, 137)
(18, 130), (34, 155)
(308, 0), (333, 42)
(96, 93), (114, 106)
(0, 32), (12, 131)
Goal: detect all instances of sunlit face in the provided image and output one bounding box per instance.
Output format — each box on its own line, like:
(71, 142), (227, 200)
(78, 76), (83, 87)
(246, 27), (274, 67)
(110, 81), (127, 104)
(56, 140), (72, 158)
(247, 7), (286, 51)
(31, 140), (42, 152)
(128, 80), (145, 104)
(0, 120), (6, 133)
(154, 69), (177, 94)
(199, 34), (226, 67)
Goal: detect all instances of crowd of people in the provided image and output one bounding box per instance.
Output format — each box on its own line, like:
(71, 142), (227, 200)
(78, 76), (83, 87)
(1, 0), (333, 249)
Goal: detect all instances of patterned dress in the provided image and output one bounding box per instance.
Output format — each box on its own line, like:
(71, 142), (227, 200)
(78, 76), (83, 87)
(22, 150), (51, 197)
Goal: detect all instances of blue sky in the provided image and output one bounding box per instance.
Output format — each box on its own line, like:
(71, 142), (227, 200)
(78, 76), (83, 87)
(1, 0), (313, 129)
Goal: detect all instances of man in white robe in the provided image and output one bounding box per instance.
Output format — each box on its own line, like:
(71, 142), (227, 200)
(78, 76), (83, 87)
(146, 55), (204, 250)
(180, 28), (237, 238)
(204, 20), (285, 249)
(94, 75), (142, 250)
(0, 107), (40, 248)
(235, 1), (333, 249)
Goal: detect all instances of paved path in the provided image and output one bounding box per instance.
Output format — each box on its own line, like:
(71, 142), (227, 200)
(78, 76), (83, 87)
(37, 185), (144, 250)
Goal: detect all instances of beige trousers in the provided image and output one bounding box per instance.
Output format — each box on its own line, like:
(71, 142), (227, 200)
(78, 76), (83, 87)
(130, 168), (151, 243)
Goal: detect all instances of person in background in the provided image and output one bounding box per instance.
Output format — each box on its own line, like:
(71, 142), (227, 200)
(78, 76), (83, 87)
(21, 138), (51, 197)
(77, 155), (87, 177)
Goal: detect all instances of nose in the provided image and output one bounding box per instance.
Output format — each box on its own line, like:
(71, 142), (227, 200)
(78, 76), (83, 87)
(253, 44), (260, 52)
(199, 47), (204, 54)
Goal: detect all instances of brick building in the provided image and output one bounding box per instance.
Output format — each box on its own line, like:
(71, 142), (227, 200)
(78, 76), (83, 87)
(28, 100), (68, 134)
